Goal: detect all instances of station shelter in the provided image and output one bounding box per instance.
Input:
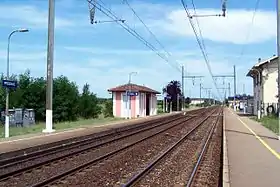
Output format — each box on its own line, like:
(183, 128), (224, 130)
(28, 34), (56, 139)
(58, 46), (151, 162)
(108, 83), (160, 118)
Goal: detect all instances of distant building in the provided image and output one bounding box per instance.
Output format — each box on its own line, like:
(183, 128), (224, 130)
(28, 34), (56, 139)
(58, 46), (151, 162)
(190, 98), (217, 105)
(247, 56), (278, 116)
(190, 98), (205, 105)
(108, 83), (160, 118)
(227, 95), (254, 113)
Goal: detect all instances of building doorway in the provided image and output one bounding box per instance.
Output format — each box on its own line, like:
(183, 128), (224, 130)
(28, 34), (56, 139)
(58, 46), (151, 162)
(146, 93), (150, 116)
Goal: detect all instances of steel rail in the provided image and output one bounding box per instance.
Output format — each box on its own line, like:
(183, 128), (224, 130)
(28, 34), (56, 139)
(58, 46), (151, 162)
(120, 107), (220, 187)
(0, 115), (185, 170)
(0, 114), (191, 180)
(29, 108), (215, 187)
(0, 113), (181, 164)
(0, 108), (206, 168)
(185, 108), (223, 187)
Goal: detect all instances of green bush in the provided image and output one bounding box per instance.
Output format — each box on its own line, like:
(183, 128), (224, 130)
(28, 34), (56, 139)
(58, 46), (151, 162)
(103, 100), (113, 118)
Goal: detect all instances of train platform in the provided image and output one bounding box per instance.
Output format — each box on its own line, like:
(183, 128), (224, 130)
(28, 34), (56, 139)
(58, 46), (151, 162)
(223, 108), (280, 187)
(0, 112), (182, 154)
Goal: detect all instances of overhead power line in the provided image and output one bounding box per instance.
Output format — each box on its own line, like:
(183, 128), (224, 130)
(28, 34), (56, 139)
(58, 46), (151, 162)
(191, 0), (207, 52)
(180, 0), (222, 100)
(238, 0), (261, 60)
(188, 0), (227, 18)
(87, 0), (181, 72)
(122, 0), (182, 70)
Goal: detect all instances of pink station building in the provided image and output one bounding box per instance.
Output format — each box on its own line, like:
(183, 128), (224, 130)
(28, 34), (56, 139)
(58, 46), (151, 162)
(108, 83), (160, 118)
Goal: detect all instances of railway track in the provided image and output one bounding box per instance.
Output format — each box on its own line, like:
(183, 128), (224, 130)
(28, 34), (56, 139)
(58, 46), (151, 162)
(0, 108), (213, 187)
(0, 112), (183, 161)
(0, 108), (207, 168)
(186, 110), (223, 187)
(28, 107), (219, 187)
(119, 107), (223, 187)
(0, 109), (206, 174)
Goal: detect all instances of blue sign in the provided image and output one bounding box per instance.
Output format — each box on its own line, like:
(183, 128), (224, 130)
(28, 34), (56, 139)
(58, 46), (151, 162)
(165, 96), (171, 99)
(2, 80), (17, 89)
(127, 91), (138, 96)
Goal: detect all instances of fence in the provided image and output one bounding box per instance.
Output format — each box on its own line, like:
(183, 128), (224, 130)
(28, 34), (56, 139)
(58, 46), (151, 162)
(240, 102), (279, 117)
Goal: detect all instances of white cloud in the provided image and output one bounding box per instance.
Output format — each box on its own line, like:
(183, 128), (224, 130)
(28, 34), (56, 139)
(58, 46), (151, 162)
(0, 46), (253, 98)
(64, 46), (198, 57)
(0, 5), (74, 29)
(0, 1), (260, 98)
(154, 8), (276, 44)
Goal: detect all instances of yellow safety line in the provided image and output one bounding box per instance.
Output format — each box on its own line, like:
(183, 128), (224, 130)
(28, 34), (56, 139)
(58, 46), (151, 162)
(229, 109), (280, 160)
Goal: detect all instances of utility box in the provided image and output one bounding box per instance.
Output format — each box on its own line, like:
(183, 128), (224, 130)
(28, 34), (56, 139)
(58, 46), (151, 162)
(8, 109), (16, 127)
(14, 108), (23, 127)
(1, 108), (36, 127)
(23, 109), (35, 127)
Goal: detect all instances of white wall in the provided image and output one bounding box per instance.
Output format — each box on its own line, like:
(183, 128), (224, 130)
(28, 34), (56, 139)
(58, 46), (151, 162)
(191, 100), (204, 105)
(139, 93), (146, 117)
(112, 92), (116, 116)
(121, 92), (128, 118)
(136, 94), (140, 117)
(262, 62), (278, 104)
(252, 59), (278, 116)
(150, 94), (157, 116)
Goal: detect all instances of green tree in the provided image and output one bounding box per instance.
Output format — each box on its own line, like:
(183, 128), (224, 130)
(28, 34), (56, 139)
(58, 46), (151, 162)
(163, 80), (182, 112)
(103, 99), (113, 118)
(79, 83), (101, 119)
(0, 70), (105, 124)
(53, 76), (80, 122)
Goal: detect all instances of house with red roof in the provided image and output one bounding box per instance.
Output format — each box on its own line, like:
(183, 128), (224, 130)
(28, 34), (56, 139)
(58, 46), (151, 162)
(108, 83), (161, 118)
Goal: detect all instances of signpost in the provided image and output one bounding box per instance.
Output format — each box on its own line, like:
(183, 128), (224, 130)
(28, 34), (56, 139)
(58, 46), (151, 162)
(2, 80), (17, 89)
(127, 91), (139, 96)
(165, 96), (171, 100)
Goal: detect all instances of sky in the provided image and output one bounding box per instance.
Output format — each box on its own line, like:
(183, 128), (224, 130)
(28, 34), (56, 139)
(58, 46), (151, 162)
(0, 0), (277, 100)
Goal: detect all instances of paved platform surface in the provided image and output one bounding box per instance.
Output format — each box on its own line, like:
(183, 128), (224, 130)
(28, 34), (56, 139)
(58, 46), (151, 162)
(225, 108), (280, 187)
(0, 112), (182, 154)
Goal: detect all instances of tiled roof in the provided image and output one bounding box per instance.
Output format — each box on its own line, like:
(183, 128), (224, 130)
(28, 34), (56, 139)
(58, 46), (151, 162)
(247, 55), (278, 77)
(108, 83), (160, 94)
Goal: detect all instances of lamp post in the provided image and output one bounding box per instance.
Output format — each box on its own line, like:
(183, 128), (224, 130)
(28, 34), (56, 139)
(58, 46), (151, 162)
(127, 72), (137, 119)
(5, 28), (29, 138)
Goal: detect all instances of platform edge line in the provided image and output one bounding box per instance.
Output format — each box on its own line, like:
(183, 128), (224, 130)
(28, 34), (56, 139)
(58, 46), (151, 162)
(229, 109), (280, 160)
(223, 108), (231, 187)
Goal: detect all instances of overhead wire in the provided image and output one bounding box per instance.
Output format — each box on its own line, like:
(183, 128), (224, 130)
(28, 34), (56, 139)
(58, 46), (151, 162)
(122, 0), (182, 70)
(88, 0), (181, 72)
(191, 0), (207, 52)
(180, 0), (223, 100)
(237, 0), (261, 60)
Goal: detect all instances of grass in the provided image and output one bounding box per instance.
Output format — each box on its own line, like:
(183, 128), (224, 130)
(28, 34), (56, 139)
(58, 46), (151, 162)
(0, 117), (124, 138)
(251, 115), (279, 135)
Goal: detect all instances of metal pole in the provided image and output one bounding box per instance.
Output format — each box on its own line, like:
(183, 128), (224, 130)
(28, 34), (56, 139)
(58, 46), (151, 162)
(233, 65), (237, 111)
(129, 74), (131, 119)
(5, 30), (29, 138)
(200, 83), (202, 105)
(5, 33), (13, 138)
(208, 90), (210, 105)
(182, 65), (185, 110)
(43, 0), (55, 133)
(277, 0), (280, 140)
(228, 82), (231, 97)
(177, 93), (179, 111)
